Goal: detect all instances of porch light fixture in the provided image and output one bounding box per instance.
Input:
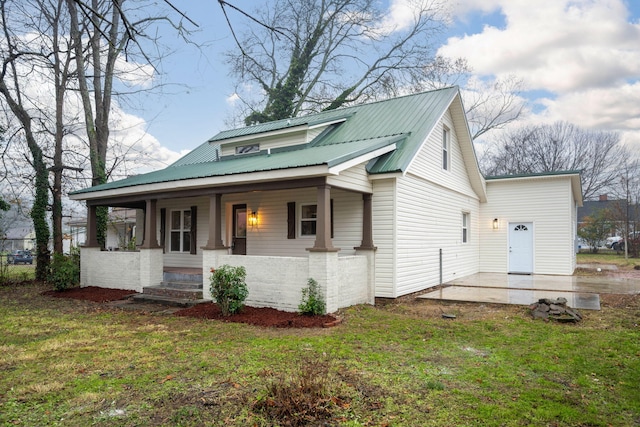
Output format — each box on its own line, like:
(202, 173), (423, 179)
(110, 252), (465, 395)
(248, 211), (258, 227)
(492, 218), (499, 230)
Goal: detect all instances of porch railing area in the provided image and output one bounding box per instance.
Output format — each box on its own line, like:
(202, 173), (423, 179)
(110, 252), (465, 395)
(80, 247), (375, 313)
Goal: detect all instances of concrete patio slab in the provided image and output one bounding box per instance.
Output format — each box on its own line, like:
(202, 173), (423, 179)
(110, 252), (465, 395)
(418, 273), (640, 310)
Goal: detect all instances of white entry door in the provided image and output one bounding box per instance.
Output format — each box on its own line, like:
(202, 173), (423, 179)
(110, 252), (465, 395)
(508, 222), (533, 274)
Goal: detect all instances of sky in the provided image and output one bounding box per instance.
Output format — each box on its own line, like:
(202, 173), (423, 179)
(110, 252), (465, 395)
(103, 0), (640, 170)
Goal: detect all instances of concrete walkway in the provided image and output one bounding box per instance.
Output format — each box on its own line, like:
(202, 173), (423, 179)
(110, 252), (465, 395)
(419, 272), (640, 310)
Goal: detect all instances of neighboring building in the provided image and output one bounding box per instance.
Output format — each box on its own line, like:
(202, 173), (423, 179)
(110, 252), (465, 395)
(1, 227), (35, 252)
(577, 194), (639, 236)
(70, 87), (582, 312)
(65, 208), (138, 253)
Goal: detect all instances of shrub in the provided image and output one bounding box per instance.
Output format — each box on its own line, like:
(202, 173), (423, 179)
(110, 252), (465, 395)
(298, 278), (325, 315)
(210, 264), (248, 316)
(48, 252), (80, 291)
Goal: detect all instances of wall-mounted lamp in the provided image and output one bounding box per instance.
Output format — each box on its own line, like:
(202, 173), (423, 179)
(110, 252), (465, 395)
(248, 211), (258, 227)
(492, 218), (499, 230)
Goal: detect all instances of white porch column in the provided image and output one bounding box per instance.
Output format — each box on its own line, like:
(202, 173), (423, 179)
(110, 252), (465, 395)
(202, 248), (230, 300)
(308, 250), (340, 313)
(139, 248), (163, 291)
(355, 248), (376, 305)
(79, 247), (101, 287)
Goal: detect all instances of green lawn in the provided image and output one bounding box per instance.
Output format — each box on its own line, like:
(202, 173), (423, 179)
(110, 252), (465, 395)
(1, 282), (638, 426)
(577, 251), (640, 270)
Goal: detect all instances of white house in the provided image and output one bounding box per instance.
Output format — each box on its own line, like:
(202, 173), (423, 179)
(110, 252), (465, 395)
(70, 87), (583, 312)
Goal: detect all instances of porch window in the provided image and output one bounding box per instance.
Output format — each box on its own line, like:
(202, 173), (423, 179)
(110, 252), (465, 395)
(442, 126), (450, 171)
(299, 201), (334, 237)
(300, 204), (317, 236)
(462, 212), (469, 243)
(170, 209), (191, 252)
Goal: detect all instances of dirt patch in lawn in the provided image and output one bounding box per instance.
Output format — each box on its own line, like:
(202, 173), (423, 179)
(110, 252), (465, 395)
(42, 286), (339, 328)
(42, 286), (138, 302)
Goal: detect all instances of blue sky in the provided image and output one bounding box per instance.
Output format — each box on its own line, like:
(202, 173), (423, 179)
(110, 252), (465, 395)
(127, 0), (640, 166)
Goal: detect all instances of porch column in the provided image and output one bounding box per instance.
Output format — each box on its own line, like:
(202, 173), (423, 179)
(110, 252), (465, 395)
(84, 204), (100, 247)
(355, 193), (376, 250)
(140, 199), (161, 249)
(309, 184), (338, 252)
(202, 193), (227, 249)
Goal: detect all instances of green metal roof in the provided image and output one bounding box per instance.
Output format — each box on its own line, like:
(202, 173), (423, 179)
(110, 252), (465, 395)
(71, 87), (459, 196)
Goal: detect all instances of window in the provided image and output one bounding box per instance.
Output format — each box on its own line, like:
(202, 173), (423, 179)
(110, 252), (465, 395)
(442, 126), (450, 170)
(300, 204), (317, 236)
(170, 210), (191, 252)
(462, 212), (469, 243)
(235, 144), (260, 155)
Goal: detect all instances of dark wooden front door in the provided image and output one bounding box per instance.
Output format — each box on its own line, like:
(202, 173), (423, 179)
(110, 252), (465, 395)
(232, 204), (247, 255)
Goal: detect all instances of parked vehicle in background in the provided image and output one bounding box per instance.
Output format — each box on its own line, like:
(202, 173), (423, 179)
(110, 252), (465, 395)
(614, 232), (640, 254)
(605, 236), (622, 249)
(6, 250), (33, 265)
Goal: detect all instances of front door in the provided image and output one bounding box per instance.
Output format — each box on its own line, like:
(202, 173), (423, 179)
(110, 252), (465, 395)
(508, 222), (533, 274)
(232, 204), (247, 255)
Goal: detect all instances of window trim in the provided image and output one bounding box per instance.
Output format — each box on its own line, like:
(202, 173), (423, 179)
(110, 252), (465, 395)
(169, 209), (192, 253)
(235, 143), (260, 155)
(442, 125), (450, 171)
(462, 212), (469, 244)
(300, 203), (317, 237)
(298, 201), (334, 238)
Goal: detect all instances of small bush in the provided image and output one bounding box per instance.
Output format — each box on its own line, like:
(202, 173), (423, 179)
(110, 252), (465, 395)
(210, 264), (248, 316)
(48, 253), (80, 291)
(299, 278), (325, 315)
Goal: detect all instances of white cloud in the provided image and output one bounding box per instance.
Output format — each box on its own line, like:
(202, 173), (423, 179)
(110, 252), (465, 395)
(377, 0), (449, 35)
(439, 0), (640, 93)
(438, 0), (640, 158)
(226, 92), (240, 105)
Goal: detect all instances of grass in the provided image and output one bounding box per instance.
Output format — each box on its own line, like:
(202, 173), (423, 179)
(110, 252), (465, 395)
(577, 251), (640, 269)
(1, 282), (639, 426)
(0, 263), (35, 282)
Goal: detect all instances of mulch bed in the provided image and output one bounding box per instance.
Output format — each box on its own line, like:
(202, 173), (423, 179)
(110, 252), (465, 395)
(174, 302), (340, 328)
(42, 286), (340, 328)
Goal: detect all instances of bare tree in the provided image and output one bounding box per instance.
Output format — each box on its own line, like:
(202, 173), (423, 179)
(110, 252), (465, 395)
(224, 0), (455, 125)
(481, 121), (628, 201)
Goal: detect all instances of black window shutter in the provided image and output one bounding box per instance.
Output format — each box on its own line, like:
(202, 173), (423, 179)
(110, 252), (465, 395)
(330, 199), (334, 238)
(287, 202), (296, 239)
(160, 208), (166, 254)
(190, 206), (197, 254)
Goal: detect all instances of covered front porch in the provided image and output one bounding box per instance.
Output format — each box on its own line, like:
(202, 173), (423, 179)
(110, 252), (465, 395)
(79, 178), (377, 313)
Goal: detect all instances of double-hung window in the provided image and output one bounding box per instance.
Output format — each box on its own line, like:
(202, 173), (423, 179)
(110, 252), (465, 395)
(462, 212), (469, 244)
(300, 204), (317, 236)
(170, 209), (192, 252)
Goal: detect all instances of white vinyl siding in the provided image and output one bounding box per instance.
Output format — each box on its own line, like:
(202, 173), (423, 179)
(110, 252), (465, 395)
(409, 110), (477, 198)
(221, 187), (363, 257)
(327, 163), (373, 193)
(372, 178), (397, 298)
(479, 176), (576, 275)
(394, 174), (480, 296)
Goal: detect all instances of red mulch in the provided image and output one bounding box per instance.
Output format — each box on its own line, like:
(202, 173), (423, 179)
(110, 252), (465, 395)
(174, 302), (340, 328)
(42, 286), (138, 303)
(42, 286), (340, 328)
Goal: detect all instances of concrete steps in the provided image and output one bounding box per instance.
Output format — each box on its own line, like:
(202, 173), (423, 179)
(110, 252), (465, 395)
(132, 269), (209, 307)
